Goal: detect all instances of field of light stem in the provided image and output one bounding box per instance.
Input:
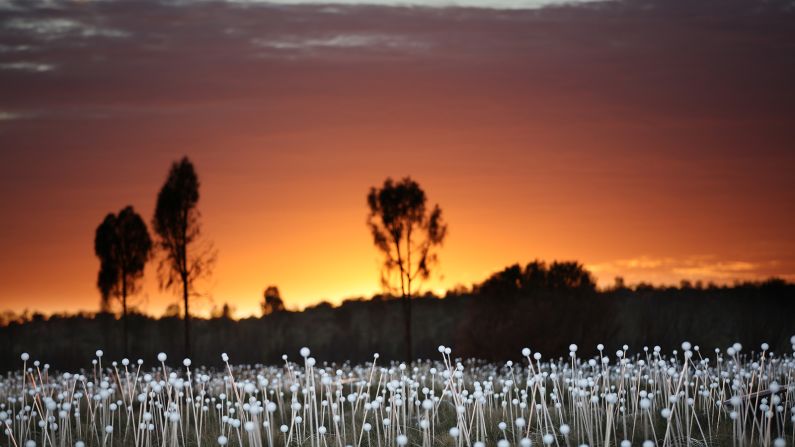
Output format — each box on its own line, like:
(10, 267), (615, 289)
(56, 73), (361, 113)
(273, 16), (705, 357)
(2, 341), (795, 447)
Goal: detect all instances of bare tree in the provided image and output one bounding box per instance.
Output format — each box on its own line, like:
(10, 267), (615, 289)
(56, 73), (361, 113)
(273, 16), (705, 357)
(152, 156), (216, 358)
(94, 206), (152, 357)
(367, 177), (447, 362)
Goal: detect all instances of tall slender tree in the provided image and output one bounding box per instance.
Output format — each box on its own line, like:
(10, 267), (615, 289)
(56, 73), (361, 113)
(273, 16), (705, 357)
(367, 177), (447, 362)
(152, 157), (215, 358)
(94, 206), (152, 357)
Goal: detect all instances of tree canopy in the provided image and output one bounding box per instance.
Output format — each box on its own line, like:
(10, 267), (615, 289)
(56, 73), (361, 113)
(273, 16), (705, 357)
(152, 156), (215, 357)
(93, 205), (152, 355)
(367, 176), (447, 362)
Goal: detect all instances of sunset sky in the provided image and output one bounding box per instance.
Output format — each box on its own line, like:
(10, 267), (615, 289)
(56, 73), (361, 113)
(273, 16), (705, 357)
(1, 0), (794, 317)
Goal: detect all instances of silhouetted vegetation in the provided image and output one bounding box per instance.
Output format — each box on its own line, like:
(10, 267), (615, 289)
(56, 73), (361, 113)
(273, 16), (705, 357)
(93, 205), (152, 357)
(367, 176), (447, 362)
(152, 156), (216, 358)
(1, 261), (792, 372)
(261, 285), (285, 316)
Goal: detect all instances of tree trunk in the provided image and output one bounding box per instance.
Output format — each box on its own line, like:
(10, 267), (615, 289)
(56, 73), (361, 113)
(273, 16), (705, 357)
(403, 293), (412, 363)
(122, 274), (128, 358)
(183, 274), (190, 358)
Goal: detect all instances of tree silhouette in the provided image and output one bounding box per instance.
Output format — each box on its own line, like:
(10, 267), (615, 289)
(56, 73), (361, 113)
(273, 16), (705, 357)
(261, 286), (285, 316)
(211, 302), (235, 320)
(93, 206), (152, 357)
(152, 157), (215, 358)
(367, 177), (447, 362)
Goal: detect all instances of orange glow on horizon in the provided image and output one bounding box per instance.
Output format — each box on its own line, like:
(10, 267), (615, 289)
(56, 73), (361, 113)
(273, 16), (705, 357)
(1, 141), (792, 319)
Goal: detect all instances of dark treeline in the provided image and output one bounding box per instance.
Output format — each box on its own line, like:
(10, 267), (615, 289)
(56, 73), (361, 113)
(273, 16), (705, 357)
(1, 261), (793, 372)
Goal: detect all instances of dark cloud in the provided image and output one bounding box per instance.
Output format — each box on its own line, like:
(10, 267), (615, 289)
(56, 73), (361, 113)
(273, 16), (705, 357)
(0, 0), (793, 117)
